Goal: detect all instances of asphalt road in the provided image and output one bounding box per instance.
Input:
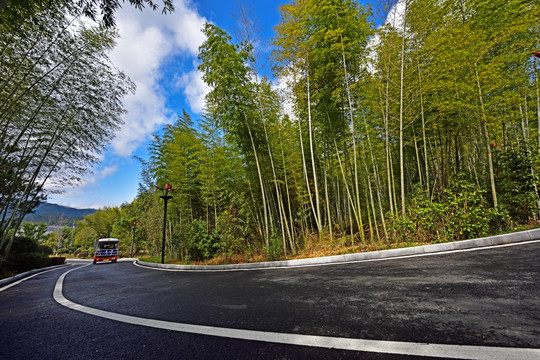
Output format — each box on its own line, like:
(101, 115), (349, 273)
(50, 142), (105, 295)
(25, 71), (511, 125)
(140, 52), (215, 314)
(1, 241), (539, 359)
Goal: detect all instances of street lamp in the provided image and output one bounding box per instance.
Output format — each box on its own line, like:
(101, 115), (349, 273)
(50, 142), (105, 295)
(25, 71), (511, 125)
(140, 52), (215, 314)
(156, 183), (174, 264)
(130, 221), (138, 258)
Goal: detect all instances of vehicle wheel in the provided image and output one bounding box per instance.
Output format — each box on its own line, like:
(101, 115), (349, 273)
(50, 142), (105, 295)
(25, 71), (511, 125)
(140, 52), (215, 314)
(93, 260), (96, 264)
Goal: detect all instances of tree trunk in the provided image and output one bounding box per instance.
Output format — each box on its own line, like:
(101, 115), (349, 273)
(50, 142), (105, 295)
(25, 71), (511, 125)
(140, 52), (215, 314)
(418, 55), (430, 195)
(244, 115), (270, 254)
(384, 60), (395, 217)
(474, 63), (498, 211)
(363, 114), (388, 239)
(279, 128), (296, 253)
(298, 114), (321, 235)
(334, 139), (363, 240)
(399, 22), (406, 215)
(338, 28), (361, 241)
(306, 67), (323, 234)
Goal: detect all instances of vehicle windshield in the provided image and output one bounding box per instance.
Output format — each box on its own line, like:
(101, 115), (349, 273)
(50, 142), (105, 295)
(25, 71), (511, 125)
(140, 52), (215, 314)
(98, 242), (117, 249)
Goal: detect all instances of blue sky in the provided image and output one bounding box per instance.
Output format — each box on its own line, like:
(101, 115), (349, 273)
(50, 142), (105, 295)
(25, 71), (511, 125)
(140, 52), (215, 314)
(48, 0), (384, 209)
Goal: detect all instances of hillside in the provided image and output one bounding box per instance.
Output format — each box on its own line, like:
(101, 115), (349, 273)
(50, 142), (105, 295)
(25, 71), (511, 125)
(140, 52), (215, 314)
(23, 203), (96, 225)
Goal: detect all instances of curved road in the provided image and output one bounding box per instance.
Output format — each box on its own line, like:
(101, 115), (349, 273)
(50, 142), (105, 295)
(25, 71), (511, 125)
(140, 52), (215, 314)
(1, 241), (539, 359)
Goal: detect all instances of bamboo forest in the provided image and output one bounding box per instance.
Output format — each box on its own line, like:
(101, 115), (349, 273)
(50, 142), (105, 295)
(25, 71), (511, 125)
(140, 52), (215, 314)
(3, 0), (540, 264)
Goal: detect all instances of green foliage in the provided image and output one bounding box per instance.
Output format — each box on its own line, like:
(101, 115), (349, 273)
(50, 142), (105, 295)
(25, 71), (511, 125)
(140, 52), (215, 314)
(1, 0), (174, 29)
(392, 185), (445, 242)
(2, 236), (50, 272)
(443, 179), (496, 240)
(392, 179), (503, 243)
(0, 1), (134, 251)
(4, 252), (51, 272)
(74, 226), (97, 249)
(38, 244), (53, 255)
(68, 0), (540, 265)
(183, 219), (219, 261)
(7, 236), (39, 254)
(20, 223), (48, 242)
(215, 206), (248, 256)
(494, 147), (538, 221)
(266, 233), (284, 261)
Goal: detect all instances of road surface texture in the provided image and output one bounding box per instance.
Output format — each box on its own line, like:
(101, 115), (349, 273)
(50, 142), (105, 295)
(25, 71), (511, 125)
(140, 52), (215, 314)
(1, 241), (539, 359)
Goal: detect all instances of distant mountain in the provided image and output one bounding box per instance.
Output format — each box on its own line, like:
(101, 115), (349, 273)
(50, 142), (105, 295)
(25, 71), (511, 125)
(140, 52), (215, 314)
(23, 203), (97, 225)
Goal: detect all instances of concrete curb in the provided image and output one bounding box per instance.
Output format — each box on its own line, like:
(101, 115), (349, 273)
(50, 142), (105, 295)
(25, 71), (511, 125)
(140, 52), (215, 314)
(65, 258), (136, 263)
(0, 263), (69, 287)
(136, 228), (540, 271)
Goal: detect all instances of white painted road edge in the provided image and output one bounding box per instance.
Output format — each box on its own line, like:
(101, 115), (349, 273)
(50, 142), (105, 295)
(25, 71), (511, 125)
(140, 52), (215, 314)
(54, 265), (540, 360)
(0, 264), (69, 292)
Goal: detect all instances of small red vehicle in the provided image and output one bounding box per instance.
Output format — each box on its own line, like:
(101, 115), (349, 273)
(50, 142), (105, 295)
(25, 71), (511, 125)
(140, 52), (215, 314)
(93, 238), (119, 264)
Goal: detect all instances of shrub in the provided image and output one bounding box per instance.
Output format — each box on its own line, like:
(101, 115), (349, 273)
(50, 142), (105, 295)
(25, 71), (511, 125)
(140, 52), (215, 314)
(494, 147), (538, 222)
(216, 207), (246, 256)
(50, 257), (66, 266)
(185, 219), (220, 261)
(442, 178), (494, 240)
(4, 252), (50, 272)
(392, 178), (501, 243)
(8, 236), (39, 254)
(2, 237), (53, 272)
(391, 185), (445, 243)
(267, 233), (284, 261)
(38, 244), (53, 255)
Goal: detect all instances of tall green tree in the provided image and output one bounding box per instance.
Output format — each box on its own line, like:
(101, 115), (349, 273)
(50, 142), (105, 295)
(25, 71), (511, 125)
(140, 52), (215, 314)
(273, 0), (373, 240)
(0, 1), (134, 260)
(198, 23), (273, 254)
(0, 0), (174, 28)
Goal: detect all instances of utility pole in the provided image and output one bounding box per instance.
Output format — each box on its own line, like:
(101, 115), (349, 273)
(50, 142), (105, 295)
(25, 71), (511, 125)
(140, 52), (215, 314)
(156, 184), (174, 264)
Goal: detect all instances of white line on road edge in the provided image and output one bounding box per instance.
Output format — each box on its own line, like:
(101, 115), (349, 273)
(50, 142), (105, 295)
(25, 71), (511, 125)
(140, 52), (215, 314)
(54, 266), (540, 360)
(0, 264), (70, 292)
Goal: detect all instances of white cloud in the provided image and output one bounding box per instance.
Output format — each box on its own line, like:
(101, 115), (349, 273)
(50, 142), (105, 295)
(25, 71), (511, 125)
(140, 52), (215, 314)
(95, 165), (118, 180)
(46, 2), (209, 208)
(109, 1), (208, 157)
(177, 69), (208, 115)
(386, 0), (407, 31)
(172, 2), (208, 54)
(272, 72), (296, 121)
(73, 165), (120, 189)
(46, 164), (120, 207)
(365, 0), (408, 75)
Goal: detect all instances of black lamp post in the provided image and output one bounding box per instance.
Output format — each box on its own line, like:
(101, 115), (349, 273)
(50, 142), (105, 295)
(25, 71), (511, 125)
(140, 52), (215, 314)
(130, 221), (138, 258)
(157, 184), (174, 264)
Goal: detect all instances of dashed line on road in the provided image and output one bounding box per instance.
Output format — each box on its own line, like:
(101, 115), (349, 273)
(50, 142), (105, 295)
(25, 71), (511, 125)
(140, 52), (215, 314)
(53, 265), (540, 360)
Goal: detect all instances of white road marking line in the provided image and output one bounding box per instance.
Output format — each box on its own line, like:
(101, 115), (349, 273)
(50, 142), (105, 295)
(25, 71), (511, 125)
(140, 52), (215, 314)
(54, 266), (540, 360)
(0, 265), (70, 292)
(133, 239), (540, 272)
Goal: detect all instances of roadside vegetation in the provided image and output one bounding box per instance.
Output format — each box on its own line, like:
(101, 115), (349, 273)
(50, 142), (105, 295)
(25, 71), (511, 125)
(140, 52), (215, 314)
(0, 224), (65, 279)
(2, 0), (540, 270)
(0, 0), (169, 270)
(66, 0), (540, 266)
